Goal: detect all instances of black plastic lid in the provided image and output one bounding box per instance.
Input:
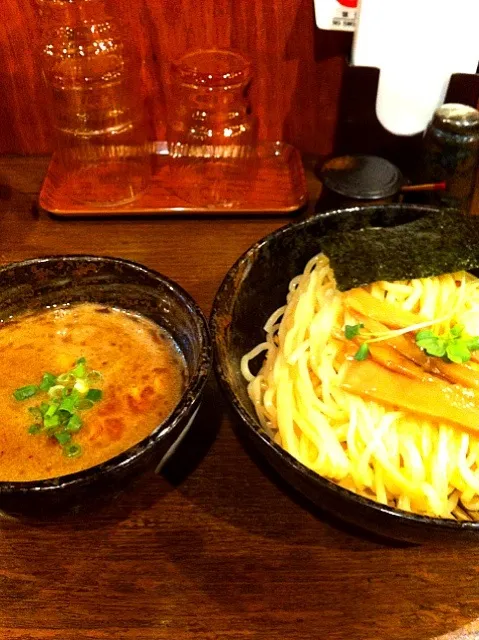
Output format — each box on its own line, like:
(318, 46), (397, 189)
(320, 155), (404, 200)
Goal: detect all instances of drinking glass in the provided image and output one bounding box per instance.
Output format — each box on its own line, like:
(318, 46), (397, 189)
(167, 49), (257, 208)
(38, 0), (152, 207)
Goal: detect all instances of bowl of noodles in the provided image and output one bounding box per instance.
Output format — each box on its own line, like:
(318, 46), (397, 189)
(211, 204), (479, 543)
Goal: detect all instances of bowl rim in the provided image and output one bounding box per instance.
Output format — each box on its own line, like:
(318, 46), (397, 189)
(0, 254), (212, 494)
(210, 204), (479, 533)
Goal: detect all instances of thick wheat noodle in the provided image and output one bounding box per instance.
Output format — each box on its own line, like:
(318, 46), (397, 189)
(241, 253), (479, 519)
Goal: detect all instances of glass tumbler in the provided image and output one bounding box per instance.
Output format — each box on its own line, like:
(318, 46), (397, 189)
(37, 0), (152, 207)
(167, 49), (257, 208)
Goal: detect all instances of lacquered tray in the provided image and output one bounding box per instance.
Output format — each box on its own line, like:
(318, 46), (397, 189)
(39, 141), (308, 216)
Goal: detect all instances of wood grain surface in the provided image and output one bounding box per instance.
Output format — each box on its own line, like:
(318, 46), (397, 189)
(1, 156), (479, 640)
(3, 0), (477, 166)
(0, 0), (350, 156)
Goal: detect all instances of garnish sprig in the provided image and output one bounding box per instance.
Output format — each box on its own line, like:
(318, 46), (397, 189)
(416, 324), (479, 364)
(344, 323), (370, 360)
(14, 357), (103, 458)
(344, 320), (479, 364)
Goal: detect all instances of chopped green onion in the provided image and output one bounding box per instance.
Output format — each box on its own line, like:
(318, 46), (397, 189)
(66, 414), (82, 432)
(48, 384), (65, 399)
(69, 388), (81, 403)
(28, 406), (43, 421)
(86, 389), (103, 402)
(73, 379), (89, 395)
(39, 373), (57, 392)
(57, 410), (71, 425)
(16, 356), (102, 460)
(45, 403), (58, 418)
(71, 358), (87, 378)
(40, 402), (50, 416)
(76, 399), (94, 411)
(55, 431), (71, 445)
(58, 395), (76, 414)
(13, 385), (38, 401)
(44, 413), (60, 429)
(57, 372), (76, 386)
(28, 424), (42, 435)
(63, 443), (82, 458)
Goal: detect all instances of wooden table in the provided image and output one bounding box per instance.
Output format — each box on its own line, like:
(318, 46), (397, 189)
(1, 156), (479, 640)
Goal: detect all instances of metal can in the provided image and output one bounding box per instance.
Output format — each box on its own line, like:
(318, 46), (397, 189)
(421, 103), (479, 214)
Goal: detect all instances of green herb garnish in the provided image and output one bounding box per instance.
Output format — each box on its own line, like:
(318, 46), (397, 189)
(86, 389), (102, 402)
(28, 424), (42, 435)
(44, 414), (60, 430)
(54, 431), (72, 446)
(66, 414), (82, 432)
(45, 403), (58, 418)
(47, 385), (65, 399)
(71, 357), (87, 378)
(39, 372), (57, 392)
(64, 443), (82, 458)
(345, 323), (364, 340)
(416, 324), (479, 364)
(14, 357), (103, 458)
(58, 395), (77, 414)
(13, 385), (39, 401)
(39, 402), (50, 416)
(28, 406), (43, 421)
(56, 372), (75, 386)
(354, 343), (370, 361)
(345, 323), (370, 360)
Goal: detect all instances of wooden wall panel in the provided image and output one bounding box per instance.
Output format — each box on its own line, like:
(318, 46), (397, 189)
(0, 0), (351, 155)
(0, 0), (52, 152)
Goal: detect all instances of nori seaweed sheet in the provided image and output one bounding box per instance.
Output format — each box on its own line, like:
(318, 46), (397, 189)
(320, 209), (479, 291)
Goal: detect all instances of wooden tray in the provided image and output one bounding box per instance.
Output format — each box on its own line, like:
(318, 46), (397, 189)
(39, 141), (308, 216)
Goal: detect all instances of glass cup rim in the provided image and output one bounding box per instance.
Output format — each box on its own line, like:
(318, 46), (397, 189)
(171, 48), (252, 88)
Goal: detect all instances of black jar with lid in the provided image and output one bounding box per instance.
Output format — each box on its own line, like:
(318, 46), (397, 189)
(421, 103), (479, 213)
(316, 155), (404, 212)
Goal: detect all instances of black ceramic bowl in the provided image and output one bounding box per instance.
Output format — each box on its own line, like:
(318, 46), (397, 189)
(211, 205), (479, 543)
(0, 255), (211, 517)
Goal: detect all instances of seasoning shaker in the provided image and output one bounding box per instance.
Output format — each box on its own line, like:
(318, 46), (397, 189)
(421, 103), (479, 214)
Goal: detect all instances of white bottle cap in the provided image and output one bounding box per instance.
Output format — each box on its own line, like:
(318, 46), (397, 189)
(353, 0), (479, 136)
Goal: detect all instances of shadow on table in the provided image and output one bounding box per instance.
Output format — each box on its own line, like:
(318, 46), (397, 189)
(236, 425), (413, 549)
(161, 378), (224, 485)
(173, 390), (410, 550)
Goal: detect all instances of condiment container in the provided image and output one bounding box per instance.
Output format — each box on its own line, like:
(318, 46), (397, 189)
(37, 0), (151, 206)
(420, 103), (479, 214)
(316, 155), (404, 211)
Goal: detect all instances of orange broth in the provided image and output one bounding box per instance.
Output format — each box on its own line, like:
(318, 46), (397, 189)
(0, 303), (186, 481)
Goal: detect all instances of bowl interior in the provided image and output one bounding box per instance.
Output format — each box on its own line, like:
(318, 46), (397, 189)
(0, 255), (206, 383)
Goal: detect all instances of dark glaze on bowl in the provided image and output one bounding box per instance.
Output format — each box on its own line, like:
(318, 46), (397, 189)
(211, 204), (479, 543)
(0, 255), (211, 517)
